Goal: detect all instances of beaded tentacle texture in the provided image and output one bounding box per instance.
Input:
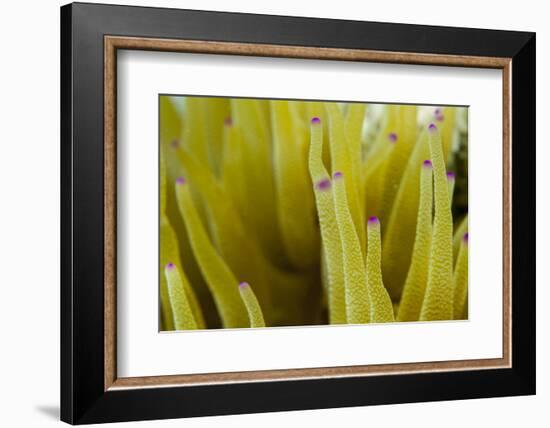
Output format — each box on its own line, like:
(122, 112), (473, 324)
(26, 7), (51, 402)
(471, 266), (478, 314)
(159, 97), (468, 330)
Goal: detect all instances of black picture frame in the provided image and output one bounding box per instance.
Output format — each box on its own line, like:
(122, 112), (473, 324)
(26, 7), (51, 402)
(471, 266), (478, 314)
(61, 2), (535, 424)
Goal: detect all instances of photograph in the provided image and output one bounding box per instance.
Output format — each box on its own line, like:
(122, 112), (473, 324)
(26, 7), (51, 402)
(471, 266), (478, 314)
(51, 1), (535, 424)
(159, 96), (469, 331)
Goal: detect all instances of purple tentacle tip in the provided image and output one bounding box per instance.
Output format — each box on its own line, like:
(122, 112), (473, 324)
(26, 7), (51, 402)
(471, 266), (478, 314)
(447, 171), (456, 180)
(170, 139), (179, 149)
(333, 171), (343, 179)
(224, 117), (233, 127)
(436, 113), (445, 122)
(434, 108), (441, 115)
(463, 232), (469, 244)
(368, 216), (380, 225)
(311, 117), (321, 125)
(315, 178), (331, 191)
(428, 123), (437, 132)
(166, 262), (175, 270)
(176, 176), (186, 185)
(423, 159), (432, 167)
(388, 132), (398, 143)
(239, 282), (249, 288)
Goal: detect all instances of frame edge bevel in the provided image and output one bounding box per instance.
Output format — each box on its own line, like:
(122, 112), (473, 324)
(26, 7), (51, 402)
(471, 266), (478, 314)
(60, 3), (75, 424)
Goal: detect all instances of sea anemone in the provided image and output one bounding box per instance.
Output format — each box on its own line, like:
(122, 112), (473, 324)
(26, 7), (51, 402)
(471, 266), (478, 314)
(159, 96), (468, 330)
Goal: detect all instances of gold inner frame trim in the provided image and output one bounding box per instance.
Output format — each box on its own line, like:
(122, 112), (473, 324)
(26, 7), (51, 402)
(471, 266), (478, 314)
(104, 35), (512, 391)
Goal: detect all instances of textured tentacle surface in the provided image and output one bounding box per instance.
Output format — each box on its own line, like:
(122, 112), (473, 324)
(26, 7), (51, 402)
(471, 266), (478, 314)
(239, 282), (266, 328)
(333, 172), (370, 324)
(308, 118), (346, 324)
(164, 263), (198, 330)
(397, 160), (434, 322)
(453, 233), (469, 319)
(365, 217), (395, 323)
(420, 124), (454, 321)
(381, 131), (430, 299)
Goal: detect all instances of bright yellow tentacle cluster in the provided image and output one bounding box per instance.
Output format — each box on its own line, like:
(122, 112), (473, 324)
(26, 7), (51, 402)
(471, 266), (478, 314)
(271, 100), (319, 269)
(308, 118), (346, 324)
(160, 97), (468, 330)
(175, 177), (248, 328)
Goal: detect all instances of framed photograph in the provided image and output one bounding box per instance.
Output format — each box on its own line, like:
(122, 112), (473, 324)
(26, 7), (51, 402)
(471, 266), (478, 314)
(60, 2), (535, 424)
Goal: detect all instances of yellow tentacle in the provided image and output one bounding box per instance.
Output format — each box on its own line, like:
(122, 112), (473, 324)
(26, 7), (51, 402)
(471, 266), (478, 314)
(397, 160), (433, 321)
(164, 263), (198, 330)
(333, 172), (370, 324)
(238, 282), (266, 328)
(420, 124), (454, 321)
(365, 217), (395, 322)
